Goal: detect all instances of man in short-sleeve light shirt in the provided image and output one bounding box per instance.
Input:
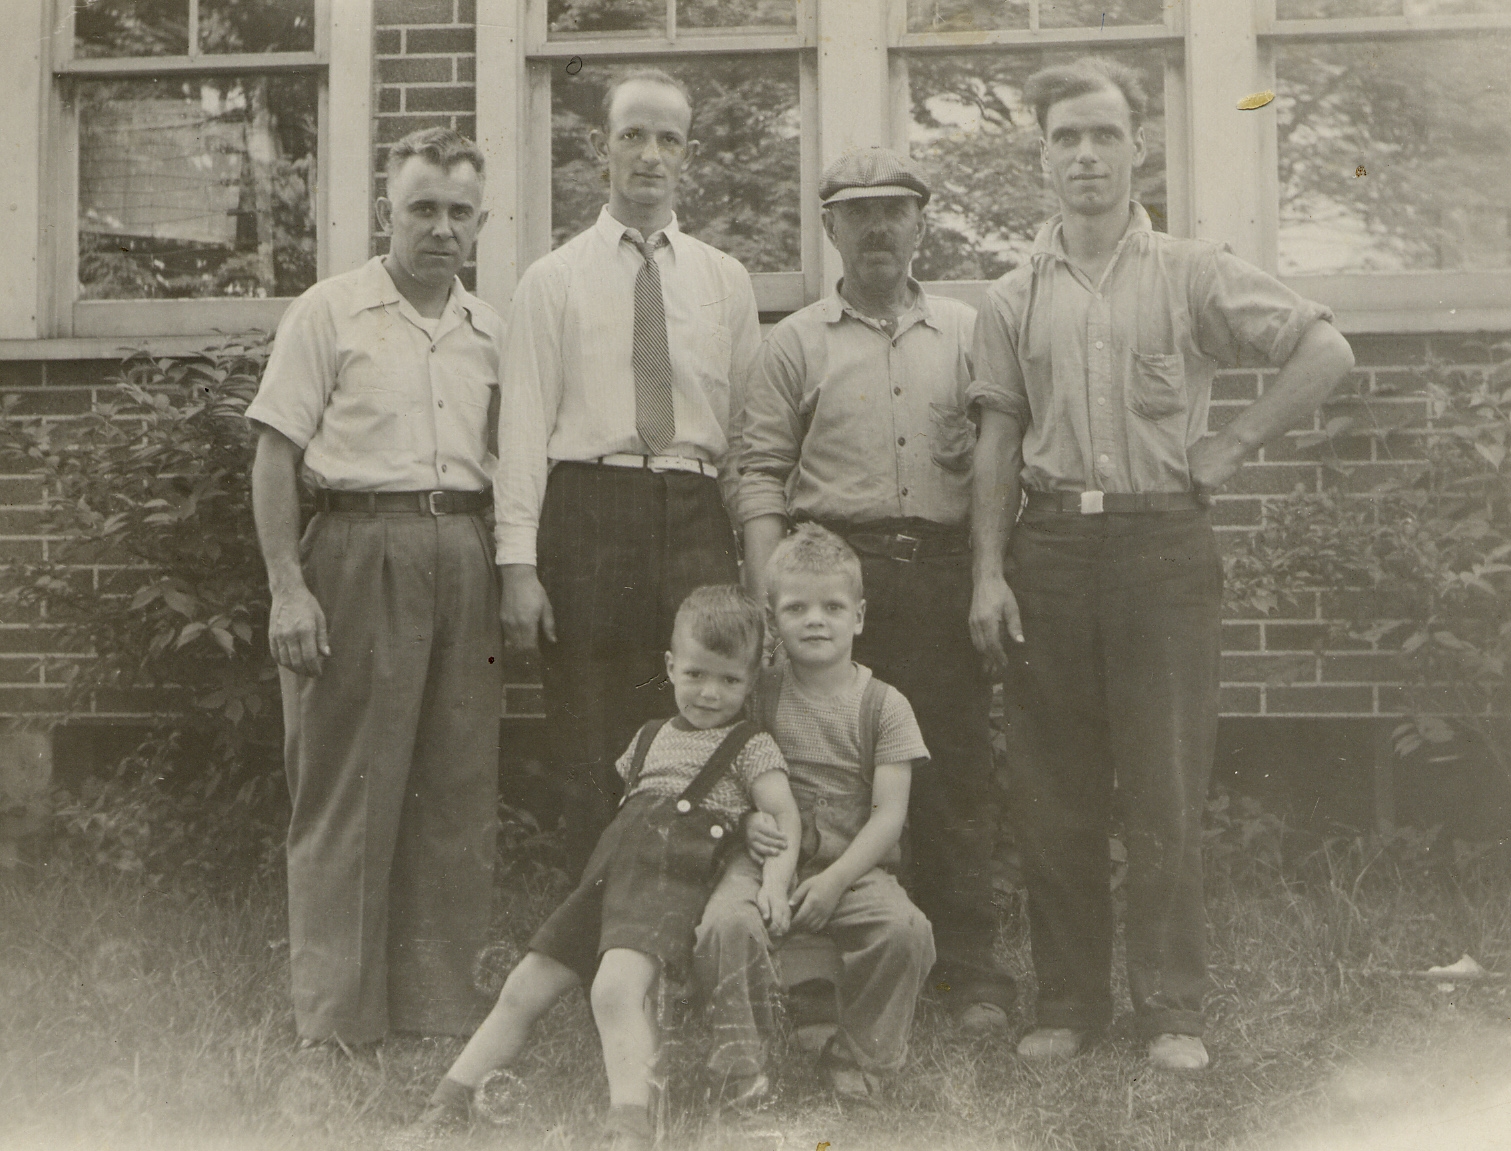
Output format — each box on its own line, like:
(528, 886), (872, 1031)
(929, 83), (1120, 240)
(495, 69), (761, 873)
(248, 128), (503, 1047)
(968, 60), (1354, 1070)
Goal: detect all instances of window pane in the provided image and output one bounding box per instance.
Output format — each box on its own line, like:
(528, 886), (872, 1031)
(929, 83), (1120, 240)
(549, 0), (666, 35)
(906, 49), (1167, 280)
(1275, 37), (1511, 274)
(678, 0), (796, 28)
(907, 0), (1164, 32)
(77, 75), (318, 300)
(1276, 0), (1508, 17)
(75, 0), (189, 57)
(199, 0), (315, 53)
(551, 57), (801, 272)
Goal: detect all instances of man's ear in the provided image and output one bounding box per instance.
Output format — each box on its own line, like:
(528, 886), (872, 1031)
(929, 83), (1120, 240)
(821, 207), (837, 248)
(685, 138), (701, 165)
(1132, 123), (1147, 169)
(589, 127), (608, 162)
(1039, 134), (1051, 174)
(475, 208), (490, 233)
(374, 197), (393, 234)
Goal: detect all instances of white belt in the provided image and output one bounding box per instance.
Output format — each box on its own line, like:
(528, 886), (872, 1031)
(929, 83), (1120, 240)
(595, 452), (717, 478)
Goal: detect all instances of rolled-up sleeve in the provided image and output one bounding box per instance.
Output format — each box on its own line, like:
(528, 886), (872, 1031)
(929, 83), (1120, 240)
(1192, 247), (1336, 369)
(735, 327), (806, 525)
(966, 285), (1030, 426)
(245, 291), (337, 449)
(720, 264), (763, 514)
(494, 259), (565, 567)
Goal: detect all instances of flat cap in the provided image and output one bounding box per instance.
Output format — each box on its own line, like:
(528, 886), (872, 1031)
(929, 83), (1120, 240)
(819, 147), (931, 207)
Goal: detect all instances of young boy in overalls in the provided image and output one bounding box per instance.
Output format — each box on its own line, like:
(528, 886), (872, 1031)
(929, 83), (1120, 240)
(414, 585), (801, 1148)
(694, 525), (936, 1106)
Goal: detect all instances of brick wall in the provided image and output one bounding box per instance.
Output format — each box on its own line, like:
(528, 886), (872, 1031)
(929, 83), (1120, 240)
(0, 5), (1505, 728)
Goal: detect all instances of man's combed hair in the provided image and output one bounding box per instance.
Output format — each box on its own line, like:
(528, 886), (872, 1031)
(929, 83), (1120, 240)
(1024, 57), (1149, 133)
(599, 67), (693, 130)
(385, 126), (485, 181)
(673, 584), (764, 665)
(764, 523), (864, 601)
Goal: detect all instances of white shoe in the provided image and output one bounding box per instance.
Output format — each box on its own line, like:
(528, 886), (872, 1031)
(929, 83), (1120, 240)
(1015, 1027), (1086, 1059)
(1148, 1033), (1210, 1071)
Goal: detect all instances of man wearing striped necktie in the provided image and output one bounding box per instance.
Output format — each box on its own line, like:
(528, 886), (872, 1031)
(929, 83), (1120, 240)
(496, 69), (762, 874)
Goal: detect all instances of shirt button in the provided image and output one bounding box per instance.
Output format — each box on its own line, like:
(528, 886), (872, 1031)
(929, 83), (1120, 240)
(897, 436), (906, 447)
(817, 798), (828, 807)
(1096, 396), (1106, 406)
(1094, 340), (1105, 350)
(676, 799), (692, 814)
(437, 400), (445, 408)
(440, 464), (448, 473)
(1098, 454), (1109, 465)
(894, 386), (902, 396)
(901, 486), (909, 497)
(430, 345), (437, 353)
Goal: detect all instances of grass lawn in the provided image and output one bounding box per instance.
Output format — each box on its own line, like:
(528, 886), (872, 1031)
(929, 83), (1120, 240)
(3, 832), (1510, 1151)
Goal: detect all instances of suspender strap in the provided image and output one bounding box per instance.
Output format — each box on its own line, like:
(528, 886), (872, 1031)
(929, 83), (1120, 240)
(678, 719), (760, 810)
(623, 717), (670, 800)
(857, 675), (886, 781)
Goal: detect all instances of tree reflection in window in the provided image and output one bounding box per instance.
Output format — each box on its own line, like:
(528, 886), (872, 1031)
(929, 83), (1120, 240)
(77, 75), (318, 300)
(907, 0), (1164, 33)
(551, 58), (801, 272)
(907, 49), (1166, 281)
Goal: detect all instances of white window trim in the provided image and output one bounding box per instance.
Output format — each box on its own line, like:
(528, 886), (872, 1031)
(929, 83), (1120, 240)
(26, 0), (371, 342)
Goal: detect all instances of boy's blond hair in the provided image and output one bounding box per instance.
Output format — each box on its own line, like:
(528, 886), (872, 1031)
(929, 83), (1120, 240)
(671, 584), (764, 667)
(763, 523), (864, 601)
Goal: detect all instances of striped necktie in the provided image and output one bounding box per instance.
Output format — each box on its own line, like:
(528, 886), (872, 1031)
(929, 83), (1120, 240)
(625, 230), (676, 455)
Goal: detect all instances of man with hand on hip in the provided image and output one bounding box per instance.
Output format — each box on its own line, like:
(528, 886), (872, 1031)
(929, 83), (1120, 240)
(969, 59), (1354, 1070)
(249, 127), (504, 1047)
(495, 69), (761, 874)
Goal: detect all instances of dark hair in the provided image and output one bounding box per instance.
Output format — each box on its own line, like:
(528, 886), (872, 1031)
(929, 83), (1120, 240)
(1024, 57), (1149, 134)
(764, 523), (864, 601)
(385, 126), (485, 182)
(599, 67), (693, 131)
(671, 584), (764, 666)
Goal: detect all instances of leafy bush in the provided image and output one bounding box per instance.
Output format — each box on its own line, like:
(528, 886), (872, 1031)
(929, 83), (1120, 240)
(0, 337), (285, 886)
(1224, 341), (1511, 776)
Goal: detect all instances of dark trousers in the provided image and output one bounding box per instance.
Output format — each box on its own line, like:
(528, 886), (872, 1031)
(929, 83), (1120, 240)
(845, 541), (1014, 1011)
(1003, 506), (1221, 1039)
(538, 463), (739, 874)
(282, 511), (501, 1043)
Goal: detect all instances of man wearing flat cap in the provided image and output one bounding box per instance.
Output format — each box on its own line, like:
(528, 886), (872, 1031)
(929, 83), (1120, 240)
(704, 146), (1015, 1040)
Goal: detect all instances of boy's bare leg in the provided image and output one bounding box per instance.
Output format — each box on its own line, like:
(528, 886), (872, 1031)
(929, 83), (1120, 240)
(591, 948), (661, 1112)
(446, 951), (581, 1089)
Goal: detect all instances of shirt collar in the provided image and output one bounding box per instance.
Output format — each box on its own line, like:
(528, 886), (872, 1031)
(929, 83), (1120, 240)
(820, 277), (939, 332)
(595, 204), (687, 259)
(1031, 201), (1153, 269)
(349, 255), (489, 336)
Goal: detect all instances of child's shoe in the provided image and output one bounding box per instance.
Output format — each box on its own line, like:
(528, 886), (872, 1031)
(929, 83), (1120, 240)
(818, 1037), (884, 1105)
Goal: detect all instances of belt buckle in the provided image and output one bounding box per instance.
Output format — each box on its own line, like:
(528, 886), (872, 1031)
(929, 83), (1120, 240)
(894, 533), (920, 562)
(427, 490), (445, 516)
(1080, 491), (1105, 515)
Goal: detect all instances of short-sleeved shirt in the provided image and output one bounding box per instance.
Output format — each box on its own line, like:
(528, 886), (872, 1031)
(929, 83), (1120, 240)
(736, 282), (977, 528)
(967, 203), (1335, 495)
(766, 661), (928, 804)
(613, 718), (787, 824)
(246, 256), (503, 492)
(494, 206), (762, 566)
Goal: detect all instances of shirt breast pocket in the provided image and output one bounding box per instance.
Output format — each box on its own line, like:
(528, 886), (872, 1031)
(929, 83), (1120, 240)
(928, 401), (976, 473)
(1127, 351), (1188, 423)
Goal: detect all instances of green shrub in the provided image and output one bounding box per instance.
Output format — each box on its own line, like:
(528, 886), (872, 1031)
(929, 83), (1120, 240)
(1, 337), (285, 886)
(1224, 340), (1511, 776)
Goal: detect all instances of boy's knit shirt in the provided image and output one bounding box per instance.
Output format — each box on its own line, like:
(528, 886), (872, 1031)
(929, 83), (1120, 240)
(613, 719), (787, 823)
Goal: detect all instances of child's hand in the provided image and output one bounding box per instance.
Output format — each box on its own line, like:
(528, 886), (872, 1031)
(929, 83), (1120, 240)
(744, 810), (788, 861)
(788, 871), (844, 934)
(757, 881), (792, 937)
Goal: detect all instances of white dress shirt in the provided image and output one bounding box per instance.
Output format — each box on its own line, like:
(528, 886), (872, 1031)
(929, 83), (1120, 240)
(494, 206), (761, 566)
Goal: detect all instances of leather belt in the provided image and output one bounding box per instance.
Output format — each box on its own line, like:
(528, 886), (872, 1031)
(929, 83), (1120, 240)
(313, 489), (490, 515)
(829, 524), (969, 563)
(1024, 490), (1204, 515)
(593, 453), (717, 478)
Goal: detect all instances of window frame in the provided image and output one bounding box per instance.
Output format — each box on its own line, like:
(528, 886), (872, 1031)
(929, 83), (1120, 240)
(38, 0), (372, 340)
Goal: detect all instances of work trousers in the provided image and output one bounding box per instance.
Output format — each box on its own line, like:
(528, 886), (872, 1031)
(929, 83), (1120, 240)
(1003, 507), (1221, 1039)
(848, 547), (1014, 1011)
(537, 463), (739, 874)
(694, 852), (935, 1078)
(282, 510), (501, 1043)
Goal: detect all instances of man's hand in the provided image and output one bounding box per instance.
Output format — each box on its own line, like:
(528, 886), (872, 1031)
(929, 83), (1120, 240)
(500, 564), (556, 651)
(744, 810), (788, 862)
(969, 573), (1024, 676)
(1187, 428), (1250, 498)
(269, 584), (330, 677)
(757, 879), (792, 937)
(789, 870), (845, 934)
